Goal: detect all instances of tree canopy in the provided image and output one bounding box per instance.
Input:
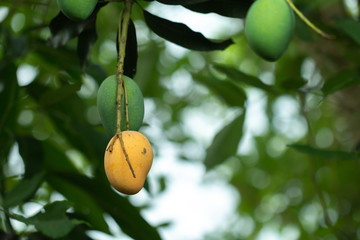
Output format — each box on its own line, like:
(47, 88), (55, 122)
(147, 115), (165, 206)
(1, 0), (360, 239)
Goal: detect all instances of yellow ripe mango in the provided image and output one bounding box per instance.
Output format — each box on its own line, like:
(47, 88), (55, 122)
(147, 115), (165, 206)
(104, 131), (153, 195)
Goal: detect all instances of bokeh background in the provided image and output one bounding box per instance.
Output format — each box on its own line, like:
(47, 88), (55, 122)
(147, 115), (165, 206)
(1, 0), (360, 239)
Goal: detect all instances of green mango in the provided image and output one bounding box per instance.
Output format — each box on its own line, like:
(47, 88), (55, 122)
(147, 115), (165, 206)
(56, 0), (98, 21)
(245, 0), (295, 61)
(97, 75), (144, 137)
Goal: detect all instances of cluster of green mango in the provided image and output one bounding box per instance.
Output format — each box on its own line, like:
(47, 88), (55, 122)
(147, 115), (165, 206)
(245, 0), (295, 61)
(55, 1), (145, 136)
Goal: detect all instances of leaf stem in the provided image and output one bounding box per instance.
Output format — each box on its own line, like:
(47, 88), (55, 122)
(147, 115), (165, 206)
(285, 0), (335, 39)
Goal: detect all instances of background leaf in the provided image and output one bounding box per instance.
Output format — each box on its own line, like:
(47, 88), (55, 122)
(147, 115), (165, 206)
(143, 10), (233, 51)
(288, 144), (360, 160)
(50, 172), (162, 240)
(156, 0), (209, 5)
(322, 69), (360, 95)
(4, 172), (45, 208)
(193, 73), (246, 108)
(185, 0), (253, 18)
(116, 19), (138, 79)
(205, 112), (246, 170)
(336, 18), (360, 45)
(213, 64), (278, 93)
(77, 19), (98, 70)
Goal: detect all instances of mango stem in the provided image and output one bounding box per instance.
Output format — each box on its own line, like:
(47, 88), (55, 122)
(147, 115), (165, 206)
(285, 0), (335, 39)
(112, 0), (136, 178)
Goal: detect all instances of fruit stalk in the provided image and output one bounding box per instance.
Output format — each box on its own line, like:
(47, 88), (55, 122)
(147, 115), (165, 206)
(112, 0), (136, 178)
(285, 0), (335, 39)
(122, 80), (130, 130)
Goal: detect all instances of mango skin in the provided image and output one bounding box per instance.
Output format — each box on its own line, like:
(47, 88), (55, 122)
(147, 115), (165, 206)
(104, 131), (153, 195)
(97, 75), (144, 137)
(245, 0), (295, 61)
(56, 0), (98, 21)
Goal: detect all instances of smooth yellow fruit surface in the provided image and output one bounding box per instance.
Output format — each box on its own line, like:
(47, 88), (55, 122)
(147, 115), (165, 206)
(245, 0), (295, 61)
(104, 131), (153, 195)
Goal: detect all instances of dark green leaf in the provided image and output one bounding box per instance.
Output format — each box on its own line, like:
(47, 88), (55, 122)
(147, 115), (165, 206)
(29, 201), (83, 239)
(31, 40), (82, 79)
(6, 211), (31, 224)
(205, 112), (246, 170)
(0, 61), (18, 135)
(213, 64), (278, 93)
(156, 0), (209, 5)
(288, 144), (360, 160)
(77, 18), (98, 70)
(1, 27), (28, 59)
(26, 82), (108, 164)
(51, 172), (162, 240)
(46, 176), (110, 234)
(322, 69), (360, 95)
(336, 18), (360, 45)
(17, 137), (44, 178)
(117, 19), (138, 79)
(42, 141), (78, 173)
(48, 12), (90, 48)
(4, 172), (45, 208)
(185, 0), (253, 18)
(193, 73), (246, 108)
(275, 55), (307, 91)
(48, 3), (107, 48)
(6, 201), (84, 239)
(39, 82), (82, 107)
(143, 10), (233, 51)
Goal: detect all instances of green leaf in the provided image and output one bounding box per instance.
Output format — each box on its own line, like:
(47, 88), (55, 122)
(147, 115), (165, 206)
(4, 172), (45, 208)
(193, 73), (246, 108)
(17, 137), (44, 178)
(7, 201), (84, 239)
(117, 19), (138, 79)
(213, 64), (278, 93)
(143, 10), (233, 51)
(288, 144), (360, 160)
(48, 3), (107, 48)
(38, 82), (82, 107)
(275, 55), (307, 91)
(322, 69), (360, 95)
(336, 18), (360, 45)
(156, 0), (209, 5)
(134, 41), (163, 98)
(42, 141), (78, 173)
(205, 112), (246, 170)
(51, 172), (162, 240)
(185, 0), (253, 18)
(0, 61), (19, 135)
(77, 19), (98, 70)
(46, 175), (110, 234)
(29, 201), (77, 239)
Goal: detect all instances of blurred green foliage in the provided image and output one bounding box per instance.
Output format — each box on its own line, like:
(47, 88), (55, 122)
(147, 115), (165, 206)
(1, 0), (360, 239)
